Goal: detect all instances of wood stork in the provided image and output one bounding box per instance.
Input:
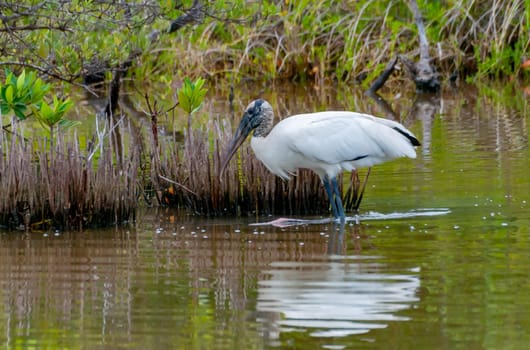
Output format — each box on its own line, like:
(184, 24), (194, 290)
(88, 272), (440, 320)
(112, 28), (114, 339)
(220, 99), (420, 221)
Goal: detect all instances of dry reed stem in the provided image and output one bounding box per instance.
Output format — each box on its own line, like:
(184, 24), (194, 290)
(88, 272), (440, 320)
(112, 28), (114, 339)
(0, 119), (140, 230)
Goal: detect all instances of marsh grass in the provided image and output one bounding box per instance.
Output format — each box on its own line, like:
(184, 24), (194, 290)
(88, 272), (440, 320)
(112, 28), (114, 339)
(0, 119), (139, 230)
(439, 0), (529, 77)
(153, 0), (529, 85)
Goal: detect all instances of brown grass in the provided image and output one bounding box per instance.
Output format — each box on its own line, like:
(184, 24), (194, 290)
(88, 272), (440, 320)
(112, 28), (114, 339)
(0, 119), (139, 231)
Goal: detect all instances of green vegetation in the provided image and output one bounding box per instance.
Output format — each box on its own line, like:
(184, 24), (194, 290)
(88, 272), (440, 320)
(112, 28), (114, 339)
(1, 0), (529, 87)
(0, 70), (138, 230)
(177, 77), (208, 115)
(0, 70), (50, 120)
(1, 69), (76, 152)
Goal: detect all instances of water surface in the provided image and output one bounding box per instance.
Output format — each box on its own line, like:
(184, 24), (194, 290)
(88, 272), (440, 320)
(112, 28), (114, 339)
(1, 82), (530, 349)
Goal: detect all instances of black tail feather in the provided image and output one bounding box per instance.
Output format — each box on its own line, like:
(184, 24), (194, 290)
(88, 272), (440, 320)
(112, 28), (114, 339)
(393, 127), (421, 146)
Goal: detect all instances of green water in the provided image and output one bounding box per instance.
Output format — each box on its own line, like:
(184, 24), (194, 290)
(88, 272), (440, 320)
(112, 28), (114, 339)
(1, 83), (530, 349)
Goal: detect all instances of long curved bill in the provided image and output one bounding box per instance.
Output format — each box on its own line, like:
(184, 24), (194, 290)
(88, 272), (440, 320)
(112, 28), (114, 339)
(220, 113), (254, 176)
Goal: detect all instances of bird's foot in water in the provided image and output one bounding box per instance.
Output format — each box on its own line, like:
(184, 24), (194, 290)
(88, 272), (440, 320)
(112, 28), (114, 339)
(331, 215), (361, 225)
(251, 214), (362, 228)
(350, 212), (361, 225)
(250, 217), (333, 228)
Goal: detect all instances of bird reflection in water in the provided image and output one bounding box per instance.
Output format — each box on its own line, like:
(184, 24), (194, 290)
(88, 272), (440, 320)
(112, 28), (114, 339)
(256, 223), (420, 344)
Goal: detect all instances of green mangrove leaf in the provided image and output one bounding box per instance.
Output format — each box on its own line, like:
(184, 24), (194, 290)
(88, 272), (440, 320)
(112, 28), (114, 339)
(177, 77), (208, 115)
(39, 100), (56, 122)
(16, 70), (26, 91)
(5, 71), (15, 86)
(191, 102), (203, 115)
(13, 103), (27, 120)
(0, 101), (9, 115)
(4, 85), (14, 104)
(58, 119), (81, 130)
(53, 97), (74, 120)
(31, 78), (50, 103)
(35, 96), (75, 130)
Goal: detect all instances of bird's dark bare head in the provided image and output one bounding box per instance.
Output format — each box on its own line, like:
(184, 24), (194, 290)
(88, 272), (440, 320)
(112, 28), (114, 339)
(220, 99), (274, 176)
(242, 99), (274, 138)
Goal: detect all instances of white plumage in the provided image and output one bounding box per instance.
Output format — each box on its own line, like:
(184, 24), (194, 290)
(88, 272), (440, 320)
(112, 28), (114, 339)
(251, 111), (417, 180)
(221, 99), (420, 220)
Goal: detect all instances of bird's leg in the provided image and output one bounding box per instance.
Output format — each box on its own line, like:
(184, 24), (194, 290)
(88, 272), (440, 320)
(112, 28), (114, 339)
(331, 177), (346, 221)
(323, 178), (339, 218)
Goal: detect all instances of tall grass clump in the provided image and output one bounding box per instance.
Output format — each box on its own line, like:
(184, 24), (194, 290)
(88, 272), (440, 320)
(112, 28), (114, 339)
(0, 70), (140, 230)
(438, 0), (530, 78)
(0, 121), (140, 230)
(0, 71), (336, 230)
(153, 0), (529, 84)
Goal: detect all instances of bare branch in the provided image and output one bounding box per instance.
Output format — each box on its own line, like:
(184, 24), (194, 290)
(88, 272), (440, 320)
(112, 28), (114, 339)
(408, 0), (430, 60)
(167, 0), (204, 33)
(158, 175), (198, 197)
(0, 61), (98, 96)
(367, 56), (398, 93)
(0, 24), (72, 32)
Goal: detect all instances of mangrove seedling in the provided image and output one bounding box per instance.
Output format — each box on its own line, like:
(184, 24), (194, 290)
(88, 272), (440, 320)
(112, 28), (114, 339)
(0, 69), (50, 121)
(177, 77), (207, 138)
(0, 69), (77, 155)
(177, 77), (207, 115)
(35, 95), (76, 137)
(176, 77), (208, 185)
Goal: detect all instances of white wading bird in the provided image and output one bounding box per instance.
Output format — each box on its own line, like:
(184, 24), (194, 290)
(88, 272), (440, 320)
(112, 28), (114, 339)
(220, 99), (420, 221)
